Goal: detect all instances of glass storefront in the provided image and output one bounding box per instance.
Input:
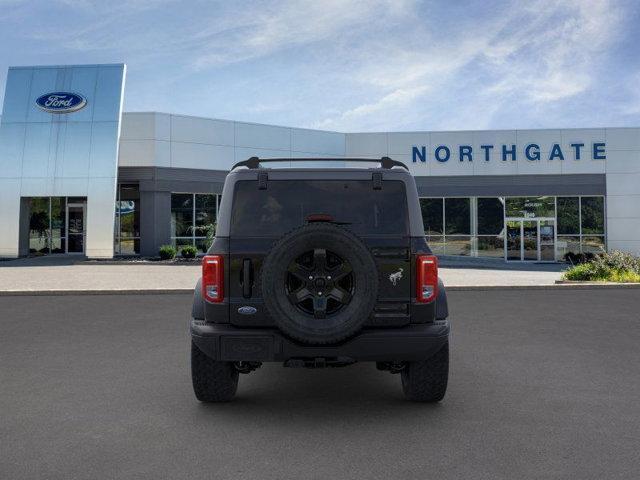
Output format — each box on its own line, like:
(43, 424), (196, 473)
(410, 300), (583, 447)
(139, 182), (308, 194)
(420, 195), (606, 261)
(114, 184), (140, 255)
(171, 193), (219, 253)
(27, 197), (86, 255)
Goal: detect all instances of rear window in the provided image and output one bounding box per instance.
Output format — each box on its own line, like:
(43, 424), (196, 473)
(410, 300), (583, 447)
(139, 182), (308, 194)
(230, 180), (408, 236)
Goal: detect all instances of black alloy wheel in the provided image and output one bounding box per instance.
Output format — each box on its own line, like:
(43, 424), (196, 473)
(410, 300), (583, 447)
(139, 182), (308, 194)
(285, 248), (355, 319)
(261, 222), (379, 345)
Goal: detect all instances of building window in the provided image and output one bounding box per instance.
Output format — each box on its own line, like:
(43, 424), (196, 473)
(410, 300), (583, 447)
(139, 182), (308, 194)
(114, 184), (140, 255)
(171, 193), (218, 253)
(477, 197), (505, 258)
(419, 198), (443, 235)
(556, 196), (606, 257)
(557, 197), (579, 235)
(29, 198), (59, 254)
(27, 196), (86, 255)
(420, 195), (606, 261)
(581, 197), (605, 234)
(505, 196), (555, 218)
(419, 197), (472, 256)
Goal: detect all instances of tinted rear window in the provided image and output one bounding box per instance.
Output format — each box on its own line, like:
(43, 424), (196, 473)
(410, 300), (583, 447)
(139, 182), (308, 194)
(231, 180), (408, 236)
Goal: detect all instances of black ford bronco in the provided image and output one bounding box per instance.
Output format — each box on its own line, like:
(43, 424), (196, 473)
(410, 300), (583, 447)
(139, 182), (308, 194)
(190, 157), (450, 402)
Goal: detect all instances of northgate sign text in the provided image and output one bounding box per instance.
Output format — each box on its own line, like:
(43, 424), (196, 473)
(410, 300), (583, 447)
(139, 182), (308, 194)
(412, 142), (606, 163)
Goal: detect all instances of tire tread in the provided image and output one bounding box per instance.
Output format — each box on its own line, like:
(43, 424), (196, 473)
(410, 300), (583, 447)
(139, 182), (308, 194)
(191, 341), (239, 402)
(401, 341), (449, 402)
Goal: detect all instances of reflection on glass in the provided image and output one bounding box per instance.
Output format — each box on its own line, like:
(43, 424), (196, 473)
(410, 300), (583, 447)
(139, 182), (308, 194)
(195, 238), (210, 254)
(420, 198), (443, 235)
(426, 236), (445, 255)
(557, 236), (581, 259)
(581, 197), (605, 234)
(67, 205), (85, 253)
(477, 235), (504, 258)
(506, 220), (521, 260)
(51, 235), (65, 254)
(29, 236), (48, 254)
(477, 198), (504, 235)
(540, 220), (555, 261)
(557, 197), (579, 234)
(195, 194), (216, 228)
(51, 197), (66, 239)
(171, 194), (193, 237)
(523, 221), (538, 260)
(506, 196), (555, 218)
(445, 236), (471, 256)
(114, 184), (140, 255)
(173, 238), (193, 249)
(118, 239), (139, 255)
(67, 234), (84, 253)
(582, 236), (606, 254)
(29, 197), (50, 253)
(445, 198), (470, 235)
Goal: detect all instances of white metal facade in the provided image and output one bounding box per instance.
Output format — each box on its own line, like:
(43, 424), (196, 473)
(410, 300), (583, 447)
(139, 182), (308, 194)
(0, 64), (126, 258)
(1, 64), (639, 258)
(119, 114), (640, 256)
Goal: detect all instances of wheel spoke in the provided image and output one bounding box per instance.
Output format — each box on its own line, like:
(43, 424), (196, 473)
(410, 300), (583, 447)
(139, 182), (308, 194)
(313, 248), (327, 271)
(328, 262), (352, 281)
(288, 287), (312, 305)
(328, 287), (352, 304)
(287, 262), (311, 282)
(313, 296), (328, 319)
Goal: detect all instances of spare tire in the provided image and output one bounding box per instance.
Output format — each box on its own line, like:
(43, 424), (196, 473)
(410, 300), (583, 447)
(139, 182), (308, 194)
(261, 223), (378, 344)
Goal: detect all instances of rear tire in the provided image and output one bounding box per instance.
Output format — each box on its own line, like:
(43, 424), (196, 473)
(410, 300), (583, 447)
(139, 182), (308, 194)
(401, 340), (449, 402)
(191, 341), (239, 402)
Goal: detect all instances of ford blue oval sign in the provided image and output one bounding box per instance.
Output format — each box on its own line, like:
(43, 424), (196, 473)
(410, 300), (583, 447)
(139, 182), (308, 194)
(35, 92), (87, 114)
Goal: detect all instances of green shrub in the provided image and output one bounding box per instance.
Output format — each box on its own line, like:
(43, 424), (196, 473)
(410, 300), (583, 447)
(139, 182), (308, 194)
(563, 250), (640, 282)
(608, 270), (640, 283)
(159, 245), (177, 260)
(594, 250), (640, 273)
(563, 263), (595, 281)
(180, 245), (198, 258)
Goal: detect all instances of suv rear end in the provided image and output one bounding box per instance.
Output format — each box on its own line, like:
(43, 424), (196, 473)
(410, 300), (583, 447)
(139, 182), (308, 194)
(191, 157), (450, 402)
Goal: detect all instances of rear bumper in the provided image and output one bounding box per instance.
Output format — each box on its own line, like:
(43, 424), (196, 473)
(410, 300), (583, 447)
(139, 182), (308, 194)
(191, 320), (450, 362)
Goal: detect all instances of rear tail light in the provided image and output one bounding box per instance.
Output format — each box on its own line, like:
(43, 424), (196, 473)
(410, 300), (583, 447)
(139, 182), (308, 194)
(202, 255), (224, 303)
(416, 254), (438, 303)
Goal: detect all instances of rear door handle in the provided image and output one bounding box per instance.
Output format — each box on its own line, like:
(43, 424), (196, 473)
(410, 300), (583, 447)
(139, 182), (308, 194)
(242, 259), (252, 298)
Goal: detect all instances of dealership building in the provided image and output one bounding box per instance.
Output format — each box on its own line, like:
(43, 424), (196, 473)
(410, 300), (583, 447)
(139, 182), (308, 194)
(1, 63), (639, 261)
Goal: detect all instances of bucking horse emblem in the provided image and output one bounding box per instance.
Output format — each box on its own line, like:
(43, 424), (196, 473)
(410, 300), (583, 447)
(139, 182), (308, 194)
(388, 268), (403, 286)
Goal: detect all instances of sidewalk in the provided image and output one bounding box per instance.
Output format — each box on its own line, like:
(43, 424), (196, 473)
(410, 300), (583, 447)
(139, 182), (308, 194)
(0, 256), (566, 294)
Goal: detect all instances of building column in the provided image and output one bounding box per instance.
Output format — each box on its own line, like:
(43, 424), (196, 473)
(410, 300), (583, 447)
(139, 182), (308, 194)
(0, 180), (21, 258)
(139, 189), (171, 257)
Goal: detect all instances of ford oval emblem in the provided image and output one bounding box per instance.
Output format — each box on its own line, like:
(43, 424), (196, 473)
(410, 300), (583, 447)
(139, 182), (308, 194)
(35, 92), (87, 114)
(238, 306), (257, 315)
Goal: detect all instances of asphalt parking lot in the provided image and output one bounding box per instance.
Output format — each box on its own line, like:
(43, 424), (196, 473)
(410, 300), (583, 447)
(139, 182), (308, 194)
(1, 289), (639, 480)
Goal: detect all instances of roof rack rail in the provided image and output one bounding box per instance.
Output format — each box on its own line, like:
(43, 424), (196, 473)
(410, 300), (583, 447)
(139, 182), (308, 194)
(231, 156), (408, 171)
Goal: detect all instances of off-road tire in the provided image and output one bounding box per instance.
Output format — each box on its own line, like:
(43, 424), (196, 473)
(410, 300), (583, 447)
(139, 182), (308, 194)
(261, 222), (379, 345)
(191, 341), (239, 402)
(401, 340), (449, 402)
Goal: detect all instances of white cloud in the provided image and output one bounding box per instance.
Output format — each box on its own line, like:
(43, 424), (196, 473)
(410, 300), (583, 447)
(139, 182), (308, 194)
(315, 0), (625, 130)
(1, 0), (630, 131)
(191, 0), (413, 69)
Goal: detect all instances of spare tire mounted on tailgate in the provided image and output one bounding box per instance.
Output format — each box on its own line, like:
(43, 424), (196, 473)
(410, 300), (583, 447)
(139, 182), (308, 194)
(261, 223), (378, 344)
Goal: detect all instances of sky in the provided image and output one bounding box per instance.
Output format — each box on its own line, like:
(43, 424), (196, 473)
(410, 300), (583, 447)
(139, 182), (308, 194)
(0, 0), (639, 132)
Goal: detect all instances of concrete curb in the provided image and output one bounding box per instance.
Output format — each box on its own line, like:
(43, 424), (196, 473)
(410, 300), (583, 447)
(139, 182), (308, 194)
(0, 289), (194, 296)
(555, 280), (640, 286)
(449, 283), (640, 291)
(2, 282), (640, 296)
